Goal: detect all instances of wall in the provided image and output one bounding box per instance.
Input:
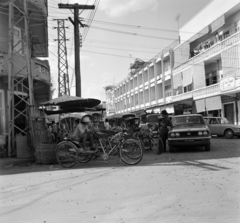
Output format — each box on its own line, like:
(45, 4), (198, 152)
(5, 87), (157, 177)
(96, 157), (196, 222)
(180, 0), (240, 42)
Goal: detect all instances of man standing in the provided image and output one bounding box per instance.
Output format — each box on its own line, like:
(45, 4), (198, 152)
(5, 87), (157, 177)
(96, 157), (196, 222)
(160, 110), (172, 152)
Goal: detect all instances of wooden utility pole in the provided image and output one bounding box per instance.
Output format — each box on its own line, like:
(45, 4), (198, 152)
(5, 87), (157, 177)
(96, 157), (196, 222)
(58, 4), (95, 97)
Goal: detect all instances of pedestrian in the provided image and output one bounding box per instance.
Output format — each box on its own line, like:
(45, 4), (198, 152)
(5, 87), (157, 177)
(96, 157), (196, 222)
(104, 118), (111, 130)
(159, 110), (172, 152)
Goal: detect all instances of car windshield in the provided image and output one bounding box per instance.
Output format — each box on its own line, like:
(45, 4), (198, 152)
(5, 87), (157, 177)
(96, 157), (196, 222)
(172, 116), (205, 126)
(220, 117), (231, 124)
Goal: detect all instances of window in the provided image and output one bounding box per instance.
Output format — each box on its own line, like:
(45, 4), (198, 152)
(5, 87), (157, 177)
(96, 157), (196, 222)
(209, 118), (219, 124)
(183, 84), (192, 93)
(206, 71), (218, 86)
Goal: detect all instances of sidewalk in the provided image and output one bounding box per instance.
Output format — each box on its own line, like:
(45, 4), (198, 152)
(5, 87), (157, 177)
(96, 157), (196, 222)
(0, 157), (36, 168)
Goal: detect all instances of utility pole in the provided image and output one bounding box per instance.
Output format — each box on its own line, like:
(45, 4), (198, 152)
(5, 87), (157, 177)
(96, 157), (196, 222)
(58, 3), (95, 97)
(53, 19), (70, 96)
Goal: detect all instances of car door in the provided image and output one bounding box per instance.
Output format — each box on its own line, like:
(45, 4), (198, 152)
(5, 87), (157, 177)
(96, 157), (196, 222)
(208, 118), (220, 135)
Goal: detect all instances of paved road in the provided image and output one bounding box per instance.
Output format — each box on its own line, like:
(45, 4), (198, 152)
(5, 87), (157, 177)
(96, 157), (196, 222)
(0, 137), (240, 223)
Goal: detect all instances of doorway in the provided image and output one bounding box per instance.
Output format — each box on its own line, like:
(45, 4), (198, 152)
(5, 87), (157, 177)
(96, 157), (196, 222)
(223, 103), (234, 124)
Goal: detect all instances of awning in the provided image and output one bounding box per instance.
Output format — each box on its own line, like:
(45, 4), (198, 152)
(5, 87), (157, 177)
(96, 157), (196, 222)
(195, 99), (205, 113)
(182, 67), (193, 87)
(193, 62), (206, 89)
(206, 96), (222, 111)
(211, 15), (225, 33)
(173, 72), (182, 89)
(189, 26), (209, 43)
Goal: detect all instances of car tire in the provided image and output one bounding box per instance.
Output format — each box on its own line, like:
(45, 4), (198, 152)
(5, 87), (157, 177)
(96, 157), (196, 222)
(169, 145), (175, 153)
(224, 129), (234, 139)
(205, 144), (210, 151)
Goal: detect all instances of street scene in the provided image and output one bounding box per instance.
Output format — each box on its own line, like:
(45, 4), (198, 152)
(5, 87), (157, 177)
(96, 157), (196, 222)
(1, 0), (240, 222)
(1, 137), (240, 222)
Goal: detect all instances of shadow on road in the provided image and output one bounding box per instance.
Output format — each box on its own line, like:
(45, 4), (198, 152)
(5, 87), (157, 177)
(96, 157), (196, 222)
(0, 138), (239, 175)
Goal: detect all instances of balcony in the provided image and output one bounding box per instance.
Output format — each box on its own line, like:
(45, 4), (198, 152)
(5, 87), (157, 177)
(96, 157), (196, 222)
(31, 58), (50, 83)
(172, 91), (193, 102)
(193, 83), (220, 100)
(172, 83), (220, 103)
(173, 31), (240, 75)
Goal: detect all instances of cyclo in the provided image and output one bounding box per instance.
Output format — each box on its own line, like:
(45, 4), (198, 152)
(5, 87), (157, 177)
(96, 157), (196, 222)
(108, 113), (163, 155)
(56, 112), (143, 168)
(136, 114), (164, 154)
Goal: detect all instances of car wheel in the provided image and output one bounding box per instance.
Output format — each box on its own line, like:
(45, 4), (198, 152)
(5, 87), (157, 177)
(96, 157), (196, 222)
(224, 129), (234, 139)
(238, 136), (240, 139)
(169, 145), (175, 153)
(205, 144), (210, 151)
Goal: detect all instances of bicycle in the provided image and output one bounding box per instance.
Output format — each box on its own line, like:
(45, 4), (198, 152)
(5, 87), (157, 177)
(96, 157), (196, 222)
(133, 128), (164, 155)
(55, 130), (143, 168)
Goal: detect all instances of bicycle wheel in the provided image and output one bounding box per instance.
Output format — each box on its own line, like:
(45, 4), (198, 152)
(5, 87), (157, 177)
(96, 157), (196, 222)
(77, 151), (92, 163)
(56, 141), (78, 168)
(150, 136), (163, 155)
(120, 139), (143, 165)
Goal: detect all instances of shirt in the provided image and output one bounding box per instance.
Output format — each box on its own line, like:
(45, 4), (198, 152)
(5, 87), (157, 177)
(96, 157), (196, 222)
(72, 122), (89, 141)
(161, 117), (172, 129)
(104, 122), (111, 130)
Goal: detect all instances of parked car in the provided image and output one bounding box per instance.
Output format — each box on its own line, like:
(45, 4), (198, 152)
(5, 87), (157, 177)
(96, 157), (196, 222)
(168, 114), (211, 152)
(203, 117), (240, 139)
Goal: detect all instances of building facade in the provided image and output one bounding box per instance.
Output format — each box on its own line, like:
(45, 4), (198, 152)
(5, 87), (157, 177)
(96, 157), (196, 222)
(0, 0), (50, 152)
(107, 0), (240, 125)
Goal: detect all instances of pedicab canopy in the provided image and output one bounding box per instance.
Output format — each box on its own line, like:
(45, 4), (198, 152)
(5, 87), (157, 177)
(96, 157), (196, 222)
(41, 95), (101, 109)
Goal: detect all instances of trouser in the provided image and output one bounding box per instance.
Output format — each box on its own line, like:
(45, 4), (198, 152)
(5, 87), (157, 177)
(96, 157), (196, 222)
(80, 133), (94, 148)
(160, 130), (168, 152)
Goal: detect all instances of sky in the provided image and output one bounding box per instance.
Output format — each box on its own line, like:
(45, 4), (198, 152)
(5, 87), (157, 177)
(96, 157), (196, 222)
(46, 0), (212, 102)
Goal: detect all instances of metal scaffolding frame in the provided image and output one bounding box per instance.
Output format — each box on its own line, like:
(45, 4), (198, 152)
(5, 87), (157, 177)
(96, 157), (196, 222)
(54, 19), (70, 96)
(8, 0), (34, 156)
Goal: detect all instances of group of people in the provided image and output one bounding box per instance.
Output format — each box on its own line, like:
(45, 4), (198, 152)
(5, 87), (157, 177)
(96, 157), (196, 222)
(69, 116), (111, 152)
(50, 109), (172, 153)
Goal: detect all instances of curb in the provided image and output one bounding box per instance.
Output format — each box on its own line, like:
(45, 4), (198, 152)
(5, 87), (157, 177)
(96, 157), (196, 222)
(0, 157), (36, 168)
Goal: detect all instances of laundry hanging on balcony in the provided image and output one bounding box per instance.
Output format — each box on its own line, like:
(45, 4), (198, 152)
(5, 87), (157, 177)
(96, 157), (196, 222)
(182, 67), (193, 87)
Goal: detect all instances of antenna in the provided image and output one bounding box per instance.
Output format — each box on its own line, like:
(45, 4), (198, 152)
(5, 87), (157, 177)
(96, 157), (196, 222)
(175, 13), (181, 42)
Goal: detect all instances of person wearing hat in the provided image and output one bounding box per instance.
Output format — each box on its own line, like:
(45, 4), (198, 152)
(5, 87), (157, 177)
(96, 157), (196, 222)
(71, 116), (95, 152)
(160, 110), (172, 152)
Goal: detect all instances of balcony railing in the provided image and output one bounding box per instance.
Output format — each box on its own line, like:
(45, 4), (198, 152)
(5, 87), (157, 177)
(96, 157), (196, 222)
(193, 83), (220, 99)
(172, 83), (220, 102)
(172, 91), (193, 102)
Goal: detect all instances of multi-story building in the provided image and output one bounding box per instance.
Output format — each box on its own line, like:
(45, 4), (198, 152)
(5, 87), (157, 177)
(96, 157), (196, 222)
(108, 0), (240, 125)
(0, 0), (50, 152)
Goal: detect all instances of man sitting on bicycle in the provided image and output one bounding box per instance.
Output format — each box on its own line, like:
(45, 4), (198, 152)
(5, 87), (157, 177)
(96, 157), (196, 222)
(71, 116), (95, 152)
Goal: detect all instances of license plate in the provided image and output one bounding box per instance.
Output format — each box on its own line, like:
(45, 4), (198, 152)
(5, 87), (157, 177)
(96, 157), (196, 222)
(185, 139), (194, 142)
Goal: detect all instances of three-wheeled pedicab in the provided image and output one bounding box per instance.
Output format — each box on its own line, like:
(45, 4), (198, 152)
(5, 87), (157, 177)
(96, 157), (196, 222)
(138, 114), (164, 155)
(55, 112), (143, 167)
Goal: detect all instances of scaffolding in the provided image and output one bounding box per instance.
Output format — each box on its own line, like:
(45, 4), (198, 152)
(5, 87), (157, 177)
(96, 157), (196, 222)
(54, 19), (70, 96)
(7, 0), (35, 156)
